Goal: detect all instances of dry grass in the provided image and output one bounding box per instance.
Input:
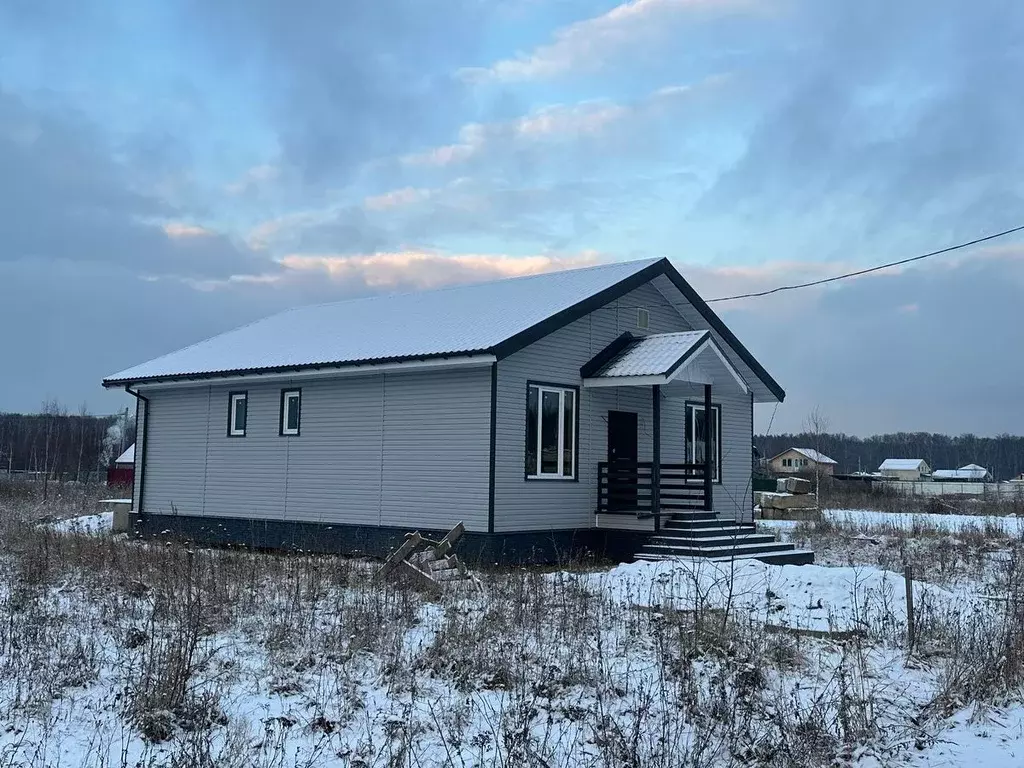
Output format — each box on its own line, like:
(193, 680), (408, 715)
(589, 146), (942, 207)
(0, 485), (1022, 766)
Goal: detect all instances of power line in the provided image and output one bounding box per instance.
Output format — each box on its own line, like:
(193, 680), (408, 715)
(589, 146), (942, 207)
(705, 224), (1024, 303)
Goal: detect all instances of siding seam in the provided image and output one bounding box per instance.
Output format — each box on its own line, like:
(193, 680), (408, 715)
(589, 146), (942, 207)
(201, 385), (212, 516)
(378, 372), (386, 526)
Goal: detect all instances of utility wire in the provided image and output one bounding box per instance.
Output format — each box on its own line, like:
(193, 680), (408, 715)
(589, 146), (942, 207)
(705, 224), (1024, 304)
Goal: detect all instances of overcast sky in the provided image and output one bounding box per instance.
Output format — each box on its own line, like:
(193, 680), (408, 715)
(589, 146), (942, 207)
(1, 0), (1022, 436)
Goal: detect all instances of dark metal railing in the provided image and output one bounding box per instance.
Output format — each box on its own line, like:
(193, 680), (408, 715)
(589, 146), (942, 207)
(596, 461), (707, 515)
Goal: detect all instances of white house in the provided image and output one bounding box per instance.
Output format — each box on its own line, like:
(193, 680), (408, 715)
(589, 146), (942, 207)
(932, 464), (993, 482)
(768, 447), (838, 475)
(878, 458), (931, 481)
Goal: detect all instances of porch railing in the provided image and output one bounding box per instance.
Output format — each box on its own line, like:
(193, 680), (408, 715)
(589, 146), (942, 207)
(596, 461), (708, 515)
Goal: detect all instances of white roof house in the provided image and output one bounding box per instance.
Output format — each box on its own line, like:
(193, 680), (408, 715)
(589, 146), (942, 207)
(788, 448), (837, 465)
(114, 444), (135, 465)
(878, 458), (932, 479)
(933, 464), (992, 481)
(879, 459), (929, 471)
(102, 258), (779, 403)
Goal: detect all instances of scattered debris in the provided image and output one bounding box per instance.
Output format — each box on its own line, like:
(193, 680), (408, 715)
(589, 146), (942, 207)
(375, 522), (480, 592)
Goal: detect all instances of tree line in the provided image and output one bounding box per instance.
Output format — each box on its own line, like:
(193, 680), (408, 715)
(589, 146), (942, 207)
(755, 431), (1024, 481)
(0, 401), (136, 482)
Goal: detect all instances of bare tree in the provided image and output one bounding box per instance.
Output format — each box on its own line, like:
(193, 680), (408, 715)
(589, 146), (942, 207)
(804, 406), (831, 506)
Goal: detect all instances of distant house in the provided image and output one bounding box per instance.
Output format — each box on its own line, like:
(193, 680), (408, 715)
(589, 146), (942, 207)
(878, 458), (931, 481)
(932, 464), (993, 482)
(769, 447), (837, 476)
(106, 444), (135, 487)
(102, 257), (812, 565)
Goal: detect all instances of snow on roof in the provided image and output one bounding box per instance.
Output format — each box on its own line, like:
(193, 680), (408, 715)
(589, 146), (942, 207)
(790, 448), (837, 465)
(104, 258), (663, 384)
(933, 465), (990, 480)
(590, 331), (709, 378)
(114, 444), (135, 465)
(879, 459), (928, 471)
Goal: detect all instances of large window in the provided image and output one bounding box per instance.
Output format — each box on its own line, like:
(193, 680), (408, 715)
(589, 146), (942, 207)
(228, 392), (248, 437)
(525, 383), (577, 479)
(280, 389), (301, 436)
(685, 402), (721, 483)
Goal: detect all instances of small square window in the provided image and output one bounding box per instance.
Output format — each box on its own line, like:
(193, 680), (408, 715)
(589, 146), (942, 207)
(637, 307), (650, 330)
(280, 389), (301, 436)
(228, 392), (247, 437)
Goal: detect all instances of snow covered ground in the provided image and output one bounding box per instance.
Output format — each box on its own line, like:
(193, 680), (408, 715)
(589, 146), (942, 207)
(2, 508), (1021, 766)
(761, 507), (1024, 535)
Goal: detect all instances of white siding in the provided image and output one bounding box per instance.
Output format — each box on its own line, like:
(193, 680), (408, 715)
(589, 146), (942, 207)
(139, 367), (490, 532)
(493, 281), (753, 532)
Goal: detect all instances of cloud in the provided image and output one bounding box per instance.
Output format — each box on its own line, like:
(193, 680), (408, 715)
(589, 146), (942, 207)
(402, 78), (718, 169)
(693, 0), (1024, 255)
(463, 0), (755, 82)
(176, 0), (491, 182)
(225, 164), (280, 196)
(0, 90), (268, 280)
(163, 222), (214, 238)
(364, 187), (433, 211)
(706, 247), (1024, 434)
(192, 250), (604, 294)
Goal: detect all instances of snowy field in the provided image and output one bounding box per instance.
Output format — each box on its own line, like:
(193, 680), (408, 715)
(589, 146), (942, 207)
(761, 507), (1024, 536)
(0, 507), (1020, 766)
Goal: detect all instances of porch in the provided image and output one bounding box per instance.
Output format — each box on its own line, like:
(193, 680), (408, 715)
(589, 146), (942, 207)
(581, 330), (813, 565)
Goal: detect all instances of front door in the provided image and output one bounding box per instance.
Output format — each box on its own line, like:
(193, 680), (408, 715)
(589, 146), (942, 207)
(607, 411), (639, 510)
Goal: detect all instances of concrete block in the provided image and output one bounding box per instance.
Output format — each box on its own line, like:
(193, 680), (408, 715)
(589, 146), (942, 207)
(777, 477), (812, 494)
(764, 492), (818, 510)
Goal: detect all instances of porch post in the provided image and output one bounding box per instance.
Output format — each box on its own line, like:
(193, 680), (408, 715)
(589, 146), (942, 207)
(652, 385), (661, 531)
(703, 383), (714, 512)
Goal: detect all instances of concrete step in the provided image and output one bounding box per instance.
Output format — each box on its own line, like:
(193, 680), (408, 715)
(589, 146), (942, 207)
(661, 523), (757, 537)
(647, 533), (779, 549)
(637, 540), (799, 559)
(635, 549), (815, 566)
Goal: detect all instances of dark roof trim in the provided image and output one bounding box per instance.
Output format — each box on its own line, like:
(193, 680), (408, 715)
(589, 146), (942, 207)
(660, 330), (712, 380)
(579, 332), (637, 379)
(106, 257), (784, 401)
(495, 257), (784, 401)
(657, 260), (785, 401)
(489, 260), (666, 360)
(102, 349), (489, 389)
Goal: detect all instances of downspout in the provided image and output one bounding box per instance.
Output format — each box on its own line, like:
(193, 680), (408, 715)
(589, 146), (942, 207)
(125, 385), (149, 516)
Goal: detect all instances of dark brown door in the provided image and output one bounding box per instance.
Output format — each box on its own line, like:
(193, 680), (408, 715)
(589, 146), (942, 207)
(607, 411), (639, 510)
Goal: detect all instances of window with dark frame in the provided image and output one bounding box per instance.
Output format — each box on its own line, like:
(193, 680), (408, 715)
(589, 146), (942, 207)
(685, 402), (721, 483)
(228, 392), (247, 437)
(525, 383), (577, 479)
(280, 389), (301, 436)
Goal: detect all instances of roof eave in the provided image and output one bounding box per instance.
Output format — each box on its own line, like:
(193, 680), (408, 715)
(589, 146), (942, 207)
(103, 349), (493, 389)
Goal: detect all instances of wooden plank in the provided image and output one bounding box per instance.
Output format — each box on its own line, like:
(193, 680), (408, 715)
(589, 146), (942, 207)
(375, 532), (422, 581)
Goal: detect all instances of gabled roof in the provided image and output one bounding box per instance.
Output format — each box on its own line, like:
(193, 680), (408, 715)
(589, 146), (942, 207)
(103, 257), (785, 401)
(770, 447), (837, 465)
(586, 330), (708, 378)
(879, 459), (928, 471)
(114, 444), (135, 465)
(933, 464), (990, 481)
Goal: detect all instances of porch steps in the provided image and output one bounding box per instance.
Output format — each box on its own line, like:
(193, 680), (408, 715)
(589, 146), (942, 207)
(634, 513), (814, 566)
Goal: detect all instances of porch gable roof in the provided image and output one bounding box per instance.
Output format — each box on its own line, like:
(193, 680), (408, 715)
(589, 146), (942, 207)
(580, 330), (748, 392)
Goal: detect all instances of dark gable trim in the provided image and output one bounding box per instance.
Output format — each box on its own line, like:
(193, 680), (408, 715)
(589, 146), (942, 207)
(487, 362), (497, 534)
(491, 260), (666, 361)
(659, 330), (712, 380)
(658, 260), (786, 402)
(104, 258), (783, 402)
(579, 332), (637, 378)
(491, 258), (784, 402)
